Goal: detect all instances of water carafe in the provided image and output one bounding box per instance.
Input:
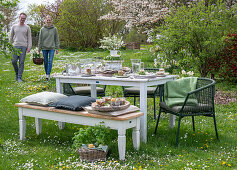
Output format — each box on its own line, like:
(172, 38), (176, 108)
(130, 59), (144, 73)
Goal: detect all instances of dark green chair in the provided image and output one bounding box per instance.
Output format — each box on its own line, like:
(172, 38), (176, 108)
(63, 83), (106, 97)
(154, 77), (219, 146)
(122, 68), (161, 119)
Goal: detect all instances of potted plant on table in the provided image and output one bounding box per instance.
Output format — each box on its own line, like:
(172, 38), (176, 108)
(72, 124), (111, 162)
(31, 47), (43, 65)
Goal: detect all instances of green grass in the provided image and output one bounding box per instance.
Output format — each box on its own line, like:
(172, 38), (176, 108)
(0, 48), (236, 169)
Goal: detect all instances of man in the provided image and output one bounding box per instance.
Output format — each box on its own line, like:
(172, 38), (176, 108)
(10, 12), (32, 82)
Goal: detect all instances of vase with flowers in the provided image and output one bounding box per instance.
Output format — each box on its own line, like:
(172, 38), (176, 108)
(99, 34), (124, 57)
(99, 35), (125, 70)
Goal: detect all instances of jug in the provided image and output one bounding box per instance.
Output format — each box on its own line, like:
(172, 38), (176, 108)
(130, 59), (144, 73)
(110, 50), (121, 57)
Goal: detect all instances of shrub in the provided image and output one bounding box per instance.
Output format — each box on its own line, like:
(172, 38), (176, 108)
(218, 34), (237, 83)
(152, 1), (237, 77)
(56, 0), (123, 49)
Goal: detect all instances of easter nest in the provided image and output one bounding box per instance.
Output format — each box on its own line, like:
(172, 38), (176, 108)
(91, 101), (130, 112)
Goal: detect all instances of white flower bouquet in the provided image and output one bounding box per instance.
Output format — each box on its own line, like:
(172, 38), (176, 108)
(99, 35), (125, 50)
(31, 47), (44, 65)
(31, 47), (41, 59)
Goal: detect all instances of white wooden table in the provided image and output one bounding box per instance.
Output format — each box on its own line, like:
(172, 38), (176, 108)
(15, 103), (143, 160)
(53, 74), (178, 143)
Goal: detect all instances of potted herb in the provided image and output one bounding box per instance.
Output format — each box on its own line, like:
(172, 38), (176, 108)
(31, 47), (43, 65)
(72, 124), (111, 162)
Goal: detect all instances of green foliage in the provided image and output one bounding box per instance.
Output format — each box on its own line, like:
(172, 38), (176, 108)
(152, 1), (237, 77)
(56, 0), (123, 48)
(0, 0), (19, 58)
(29, 24), (41, 37)
(72, 124), (111, 149)
(123, 27), (147, 43)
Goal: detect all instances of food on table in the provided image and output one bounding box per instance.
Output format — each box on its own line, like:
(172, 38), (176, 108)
(156, 71), (164, 75)
(88, 144), (94, 148)
(111, 98), (116, 102)
(118, 70), (124, 76)
(86, 68), (91, 75)
(138, 70), (146, 75)
(96, 99), (105, 106)
(103, 96), (111, 102)
(119, 97), (126, 105)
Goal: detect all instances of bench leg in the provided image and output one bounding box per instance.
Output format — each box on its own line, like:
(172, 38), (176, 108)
(58, 122), (65, 130)
(35, 118), (42, 135)
(118, 129), (126, 160)
(132, 118), (140, 150)
(19, 108), (26, 140)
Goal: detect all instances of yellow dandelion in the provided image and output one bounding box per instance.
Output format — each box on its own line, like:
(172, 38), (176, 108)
(134, 168), (137, 170)
(228, 164), (231, 167)
(222, 161), (226, 165)
(139, 166), (142, 170)
(200, 147), (203, 149)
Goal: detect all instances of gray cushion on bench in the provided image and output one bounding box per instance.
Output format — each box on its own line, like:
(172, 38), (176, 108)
(49, 95), (96, 111)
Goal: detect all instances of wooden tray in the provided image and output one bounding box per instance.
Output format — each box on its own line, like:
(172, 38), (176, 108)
(91, 101), (130, 112)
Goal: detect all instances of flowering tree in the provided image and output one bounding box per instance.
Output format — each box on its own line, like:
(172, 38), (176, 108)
(99, 0), (200, 31)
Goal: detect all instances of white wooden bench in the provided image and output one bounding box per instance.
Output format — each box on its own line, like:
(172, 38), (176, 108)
(15, 103), (144, 160)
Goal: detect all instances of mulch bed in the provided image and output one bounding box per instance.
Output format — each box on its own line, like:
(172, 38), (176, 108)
(215, 90), (237, 105)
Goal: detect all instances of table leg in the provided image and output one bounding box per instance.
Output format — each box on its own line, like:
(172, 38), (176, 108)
(91, 84), (97, 99)
(56, 78), (63, 93)
(132, 118), (140, 150)
(118, 129), (126, 160)
(140, 83), (147, 143)
(35, 118), (42, 135)
(19, 108), (26, 140)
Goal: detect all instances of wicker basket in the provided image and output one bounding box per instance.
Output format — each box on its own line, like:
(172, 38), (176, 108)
(33, 58), (44, 65)
(77, 147), (109, 162)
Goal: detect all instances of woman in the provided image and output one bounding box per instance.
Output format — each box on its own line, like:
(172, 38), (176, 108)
(38, 15), (59, 80)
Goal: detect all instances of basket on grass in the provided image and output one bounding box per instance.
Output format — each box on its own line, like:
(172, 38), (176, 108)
(77, 147), (109, 162)
(33, 58), (44, 65)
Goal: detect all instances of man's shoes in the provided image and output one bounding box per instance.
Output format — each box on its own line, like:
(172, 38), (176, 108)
(17, 78), (22, 82)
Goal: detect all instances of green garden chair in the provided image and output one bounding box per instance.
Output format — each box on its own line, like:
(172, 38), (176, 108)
(154, 77), (219, 146)
(63, 83), (106, 97)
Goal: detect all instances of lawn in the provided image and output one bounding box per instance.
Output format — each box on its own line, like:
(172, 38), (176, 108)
(0, 48), (236, 169)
